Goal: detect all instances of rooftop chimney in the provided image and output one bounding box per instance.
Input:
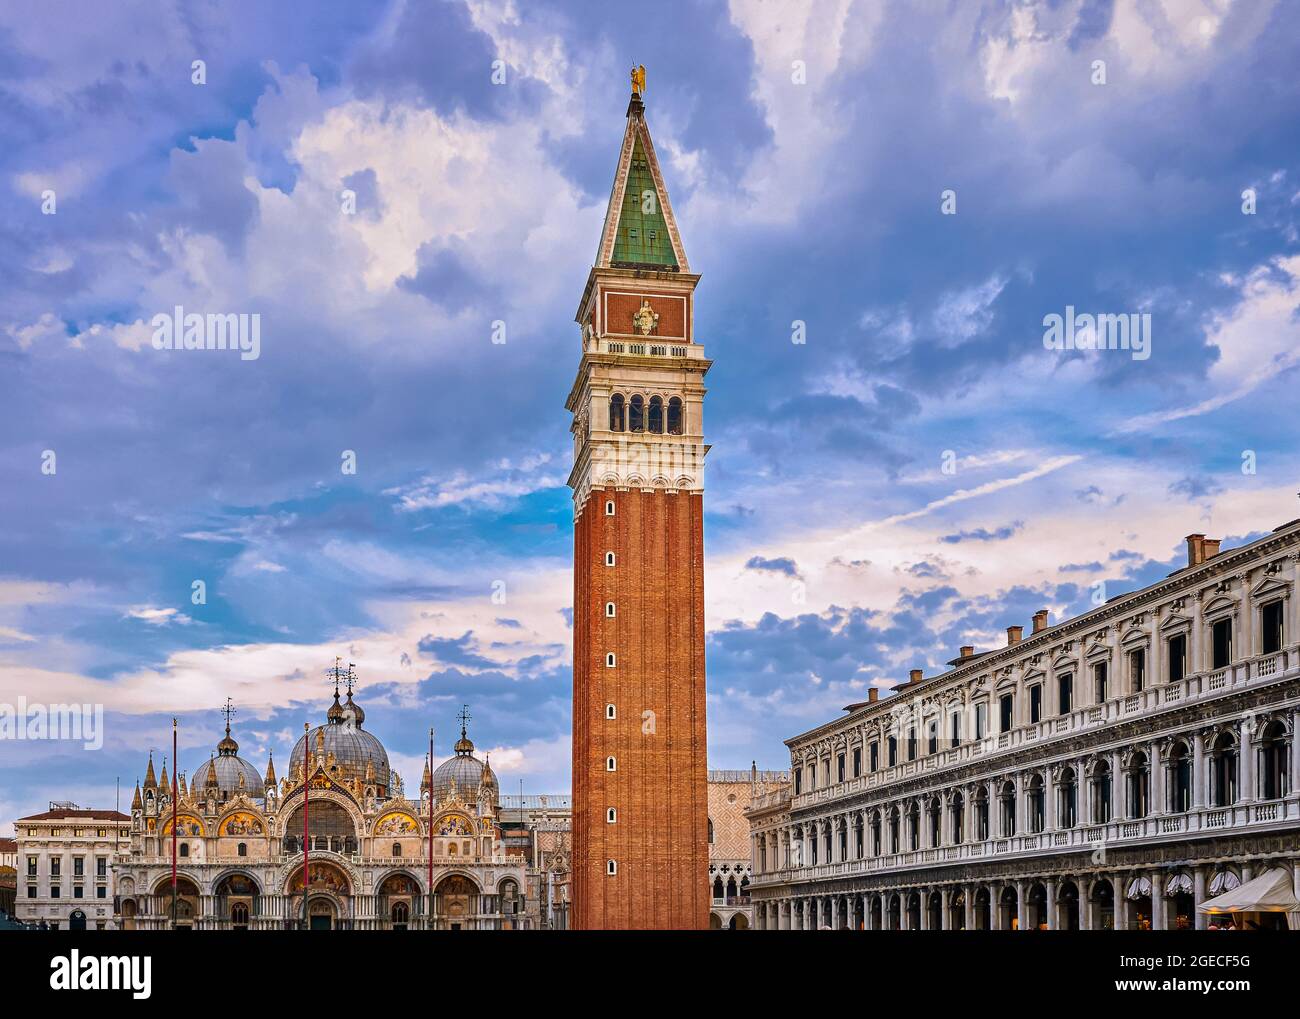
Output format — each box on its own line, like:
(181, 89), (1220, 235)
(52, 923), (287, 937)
(909, 669), (923, 685)
(1007, 625), (1023, 646)
(960, 645), (974, 659)
(1032, 609), (1049, 634)
(1202, 538), (1221, 559)
(1186, 533), (1206, 568)
(868, 688), (879, 703)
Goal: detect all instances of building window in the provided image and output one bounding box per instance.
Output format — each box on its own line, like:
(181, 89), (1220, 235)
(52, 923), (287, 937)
(1211, 617), (1232, 670)
(648, 395), (664, 433)
(975, 792), (989, 841)
(606, 756), (617, 772)
(887, 736), (897, 767)
(852, 747), (861, 777)
(26, 886), (36, 899)
(96, 886), (106, 899)
(608, 808), (617, 824)
(974, 703), (987, 740)
(628, 395), (644, 432)
(1093, 662), (1108, 702)
(73, 886), (83, 899)
(609, 394), (625, 431)
(50, 886), (60, 898)
(1259, 721), (1290, 799)
(51, 858), (60, 877)
(1207, 732), (1237, 806)
(1029, 685), (1042, 724)
(607, 860), (617, 876)
(667, 396), (683, 435)
(605, 500), (615, 516)
(906, 727), (917, 761)
(1128, 753), (1150, 819)
(1167, 633), (1186, 683)
(1168, 742), (1192, 813)
(605, 652), (616, 668)
(605, 601), (616, 617)
(951, 792), (965, 843)
(927, 720), (938, 756)
(950, 712), (961, 747)
(73, 856), (84, 877)
(179, 843), (189, 857)
(237, 842), (247, 857)
(794, 769), (802, 795)
(870, 742), (879, 771)
(999, 782), (1016, 837)
(1028, 776), (1045, 833)
(605, 703), (616, 720)
(1128, 648), (1146, 692)
(1091, 761), (1111, 823)
(999, 694), (1013, 733)
(26, 856), (36, 877)
(605, 551), (616, 567)
(1261, 600), (1284, 654)
(391, 842), (402, 857)
(837, 753), (845, 783)
(1057, 768), (1077, 828)
(1058, 674), (1073, 715)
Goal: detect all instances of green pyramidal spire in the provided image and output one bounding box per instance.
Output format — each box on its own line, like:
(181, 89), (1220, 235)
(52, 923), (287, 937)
(610, 133), (677, 270)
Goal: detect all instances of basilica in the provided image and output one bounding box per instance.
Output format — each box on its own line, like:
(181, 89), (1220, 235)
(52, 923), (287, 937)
(115, 672), (533, 929)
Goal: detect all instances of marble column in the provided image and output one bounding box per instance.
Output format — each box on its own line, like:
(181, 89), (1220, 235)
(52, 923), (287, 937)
(1192, 730), (1206, 810)
(964, 884), (975, 931)
(1016, 880), (1029, 931)
(1194, 868), (1208, 931)
(1045, 877), (1057, 930)
(1150, 870), (1166, 930)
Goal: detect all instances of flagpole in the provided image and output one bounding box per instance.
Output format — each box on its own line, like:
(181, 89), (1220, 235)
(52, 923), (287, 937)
(171, 718), (178, 928)
(302, 721), (310, 930)
(428, 726), (434, 928)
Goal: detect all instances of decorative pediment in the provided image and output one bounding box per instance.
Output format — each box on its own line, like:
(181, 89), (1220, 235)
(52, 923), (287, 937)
(1084, 641), (1111, 660)
(1022, 668), (1046, 685)
(1158, 611), (1191, 632)
(1051, 654), (1076, 672)
(1201, 595), (1236, 619)
(1120, 625), (1149, 646)
(1250, 575), (1290, 601)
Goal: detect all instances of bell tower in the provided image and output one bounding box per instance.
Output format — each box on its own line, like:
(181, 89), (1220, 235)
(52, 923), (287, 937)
(567, 68), (710, 930)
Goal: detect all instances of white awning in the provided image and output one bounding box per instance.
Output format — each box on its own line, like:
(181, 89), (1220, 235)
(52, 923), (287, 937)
(1198, 867), (1300, 915)
(1125, 876), (1152, 900)
(1209, 870), (1241, 896)
(1165, 873), (1193, 896)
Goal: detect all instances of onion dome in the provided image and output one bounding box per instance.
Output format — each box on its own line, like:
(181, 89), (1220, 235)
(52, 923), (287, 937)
(289, 682), (391, 796)
(431, 716), (488, 803)
(192, 716), (264, 802)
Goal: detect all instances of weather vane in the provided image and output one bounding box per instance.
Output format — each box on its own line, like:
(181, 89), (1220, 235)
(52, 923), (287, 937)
(326, 655), (347, 696)
(630, 63), (645, 96)
(346, 662), (357, 696)
(457, 704), (472, 737)
(221, 697), (236, 732)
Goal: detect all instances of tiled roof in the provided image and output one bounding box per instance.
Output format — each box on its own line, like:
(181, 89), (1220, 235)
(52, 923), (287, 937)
(17, 809), (130, 822)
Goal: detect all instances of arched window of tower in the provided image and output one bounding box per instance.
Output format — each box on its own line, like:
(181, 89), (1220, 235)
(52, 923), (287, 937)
(628, 395), (644, 432)
(609, 393), (624, 432)
(667, 396), (683, 435)
(648, 395), (663, 433)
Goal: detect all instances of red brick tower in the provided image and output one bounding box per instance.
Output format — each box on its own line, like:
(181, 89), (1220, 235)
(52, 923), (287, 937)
(567, 71), (710, 930)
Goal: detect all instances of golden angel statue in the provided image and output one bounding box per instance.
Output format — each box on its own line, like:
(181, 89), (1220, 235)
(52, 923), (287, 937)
(631, 64), (646, 96)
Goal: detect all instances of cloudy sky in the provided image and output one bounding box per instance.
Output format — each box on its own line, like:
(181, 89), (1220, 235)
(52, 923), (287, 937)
(2, 0), (1298, 830)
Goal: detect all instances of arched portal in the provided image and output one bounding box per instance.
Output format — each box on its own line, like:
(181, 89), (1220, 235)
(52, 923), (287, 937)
(434, 874), (480, 930)
(1091, 878), (1115, 930)
(69, 909), (87, 931)
(1058, 880), (1080, 930)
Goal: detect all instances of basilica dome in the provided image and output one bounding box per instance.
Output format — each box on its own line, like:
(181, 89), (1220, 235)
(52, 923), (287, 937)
(289, 689), (391, 795)
(192, 724), (264, 801)
(430, 724), (497, 804)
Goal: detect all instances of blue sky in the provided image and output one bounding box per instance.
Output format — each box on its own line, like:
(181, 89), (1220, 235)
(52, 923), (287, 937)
(2, 0), (1299, 830)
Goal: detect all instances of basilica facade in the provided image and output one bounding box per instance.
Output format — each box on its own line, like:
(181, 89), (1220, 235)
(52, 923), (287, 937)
(748, 519), (1300, 931)
(115, 678), (530, 930)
